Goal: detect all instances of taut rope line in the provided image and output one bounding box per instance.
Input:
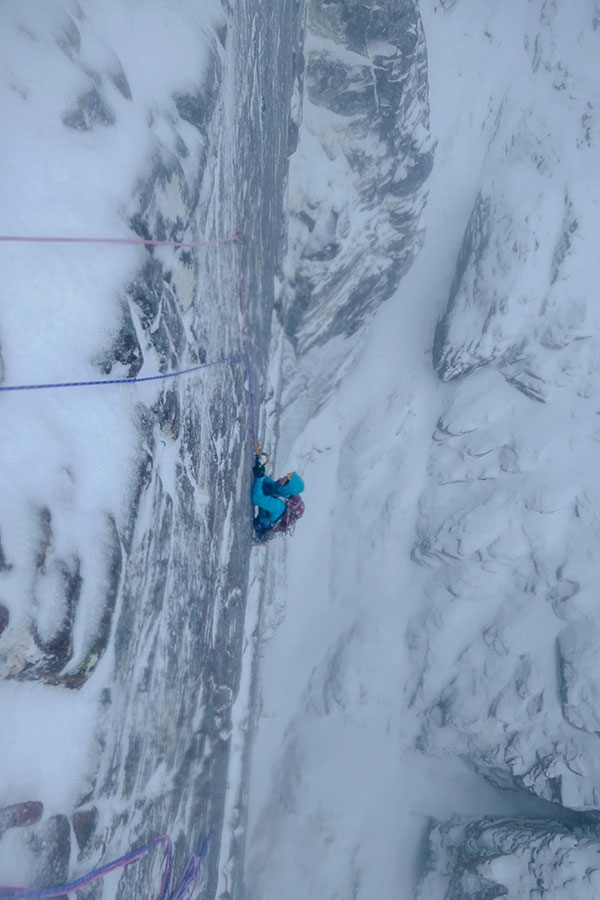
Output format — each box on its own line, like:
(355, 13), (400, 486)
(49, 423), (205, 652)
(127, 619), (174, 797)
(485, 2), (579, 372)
(0, 232), (259, 446)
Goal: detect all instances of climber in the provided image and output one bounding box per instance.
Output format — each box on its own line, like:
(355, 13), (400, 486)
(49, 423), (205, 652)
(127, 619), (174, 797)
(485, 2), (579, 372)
(252, 454), (305, 543)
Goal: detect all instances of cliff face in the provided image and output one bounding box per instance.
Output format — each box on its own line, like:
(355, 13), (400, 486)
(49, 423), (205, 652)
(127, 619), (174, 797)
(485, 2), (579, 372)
(418, 817), (600, 900)
(276, 0), (433, 417)
(409, 0), (600, 894)
(0, 2), (301, 895)
(254, 1), (600, 896)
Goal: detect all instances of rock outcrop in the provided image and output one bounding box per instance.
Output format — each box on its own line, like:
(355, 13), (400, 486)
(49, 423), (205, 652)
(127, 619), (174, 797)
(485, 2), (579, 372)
(418, 816), (600, 899)
(277, 0), (433, 418)
(409, 1), (600, 894)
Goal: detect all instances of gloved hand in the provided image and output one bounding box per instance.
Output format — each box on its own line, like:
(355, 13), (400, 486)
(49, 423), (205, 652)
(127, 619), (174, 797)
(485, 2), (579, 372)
(253, 460), (265, 478)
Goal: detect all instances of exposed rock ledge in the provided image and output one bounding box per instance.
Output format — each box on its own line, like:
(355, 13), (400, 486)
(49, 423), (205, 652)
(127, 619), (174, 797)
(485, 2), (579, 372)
(277, 0), (433, 419)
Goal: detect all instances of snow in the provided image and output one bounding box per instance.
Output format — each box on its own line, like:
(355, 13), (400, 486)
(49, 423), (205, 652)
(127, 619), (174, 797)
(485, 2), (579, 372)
(243, 0), (600, 897)
(0, 0), (227, 881)
(2, 0), (600, 895)
(0, 681), (98, 812)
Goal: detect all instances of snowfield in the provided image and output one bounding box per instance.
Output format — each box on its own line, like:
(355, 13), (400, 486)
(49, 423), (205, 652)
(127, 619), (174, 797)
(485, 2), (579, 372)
(3, 0), (600, 898)
(0, 0), (295, 896)
(243, 1), (600, 899)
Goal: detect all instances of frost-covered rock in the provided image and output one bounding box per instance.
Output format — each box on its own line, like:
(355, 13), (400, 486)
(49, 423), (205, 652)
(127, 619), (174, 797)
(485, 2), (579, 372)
(407, 0), (600, 824)
(418, 816), (600, 900)
(557, 620), (600, 733)
(408, 368), (600, 810)
(0, 814), (71, 891)
(432, 1), (600, 405)
(278, 0), (433, 417)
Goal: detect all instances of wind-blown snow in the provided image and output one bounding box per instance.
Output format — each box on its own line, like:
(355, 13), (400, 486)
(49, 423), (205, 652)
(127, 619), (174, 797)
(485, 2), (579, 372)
(0, 0), (230, 888)
(243, 0), (600, 898)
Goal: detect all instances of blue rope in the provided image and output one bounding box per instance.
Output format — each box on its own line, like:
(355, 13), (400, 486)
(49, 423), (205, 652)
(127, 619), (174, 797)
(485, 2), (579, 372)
(0, 828), (213, 900)
(0, 354), (244, 392)
(0, 231), (259, 448)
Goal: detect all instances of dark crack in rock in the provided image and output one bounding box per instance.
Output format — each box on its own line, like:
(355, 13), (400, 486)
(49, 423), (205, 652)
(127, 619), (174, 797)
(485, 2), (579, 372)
(108, 60), (132, 100)
(433, 193), (495, 381)
(62, 87), (116, 130)
(418, 815), (600, 899)
(94, 302), (144, 379)
(0, 528), (12, 572)
(0, 605), (9, 637)
(55, 13), (81, 57)
(35, 506), (53, 575)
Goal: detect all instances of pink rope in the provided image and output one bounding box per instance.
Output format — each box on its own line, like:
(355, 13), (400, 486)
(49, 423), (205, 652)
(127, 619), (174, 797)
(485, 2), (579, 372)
(0, 234), (237, 249)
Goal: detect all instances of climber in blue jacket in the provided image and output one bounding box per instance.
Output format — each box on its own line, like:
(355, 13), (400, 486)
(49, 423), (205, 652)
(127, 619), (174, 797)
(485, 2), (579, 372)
(252, 455), (305, 539)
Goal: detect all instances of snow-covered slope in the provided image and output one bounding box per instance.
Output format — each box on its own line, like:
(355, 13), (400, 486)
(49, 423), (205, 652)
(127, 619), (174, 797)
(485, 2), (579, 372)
(419, 816), (600, 899)
(0, 1), (271, 895)
(244, 1), (600, 898)
(413, 0), (600, 812)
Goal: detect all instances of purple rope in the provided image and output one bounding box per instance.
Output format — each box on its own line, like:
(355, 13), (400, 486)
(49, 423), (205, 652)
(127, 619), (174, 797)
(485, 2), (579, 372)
(0, 232), (258, 445)
(0, 232), (259, 447)
(0, 828), (213, 900)
(0, 354), (244, 393)
(0, 834), (171, 900)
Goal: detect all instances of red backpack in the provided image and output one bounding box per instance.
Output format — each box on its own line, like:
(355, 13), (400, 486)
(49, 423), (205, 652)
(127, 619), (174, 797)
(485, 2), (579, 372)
(273, 494), (305, 536)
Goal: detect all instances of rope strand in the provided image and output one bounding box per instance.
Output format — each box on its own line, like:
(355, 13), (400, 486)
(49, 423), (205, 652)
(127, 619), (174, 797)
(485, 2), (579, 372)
(0, 828), (213, 900)
(0, 234), (237, 249)
(0, 354), (244, 393)
(0, 232), (254, 896)
(0, 231), (259, 446)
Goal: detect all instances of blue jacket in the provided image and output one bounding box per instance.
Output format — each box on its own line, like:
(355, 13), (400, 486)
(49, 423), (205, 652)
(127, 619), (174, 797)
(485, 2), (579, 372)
(251, 476), (286, 524)
(252, 472), (305, 525)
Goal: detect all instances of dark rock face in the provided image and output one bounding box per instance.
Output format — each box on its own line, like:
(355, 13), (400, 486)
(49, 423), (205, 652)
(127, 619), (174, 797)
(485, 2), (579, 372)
(418, 816), (600, 899)
(0, 0), (298, 895)
(0, 605), (8, 637)
(280, 0), (433, 364)
(433, 193), (495, 381)
(72, 806), (99, 855)
(3, 510), (122, 688)
(25, 815), (71, 889)
(0, 801), (44, 835)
